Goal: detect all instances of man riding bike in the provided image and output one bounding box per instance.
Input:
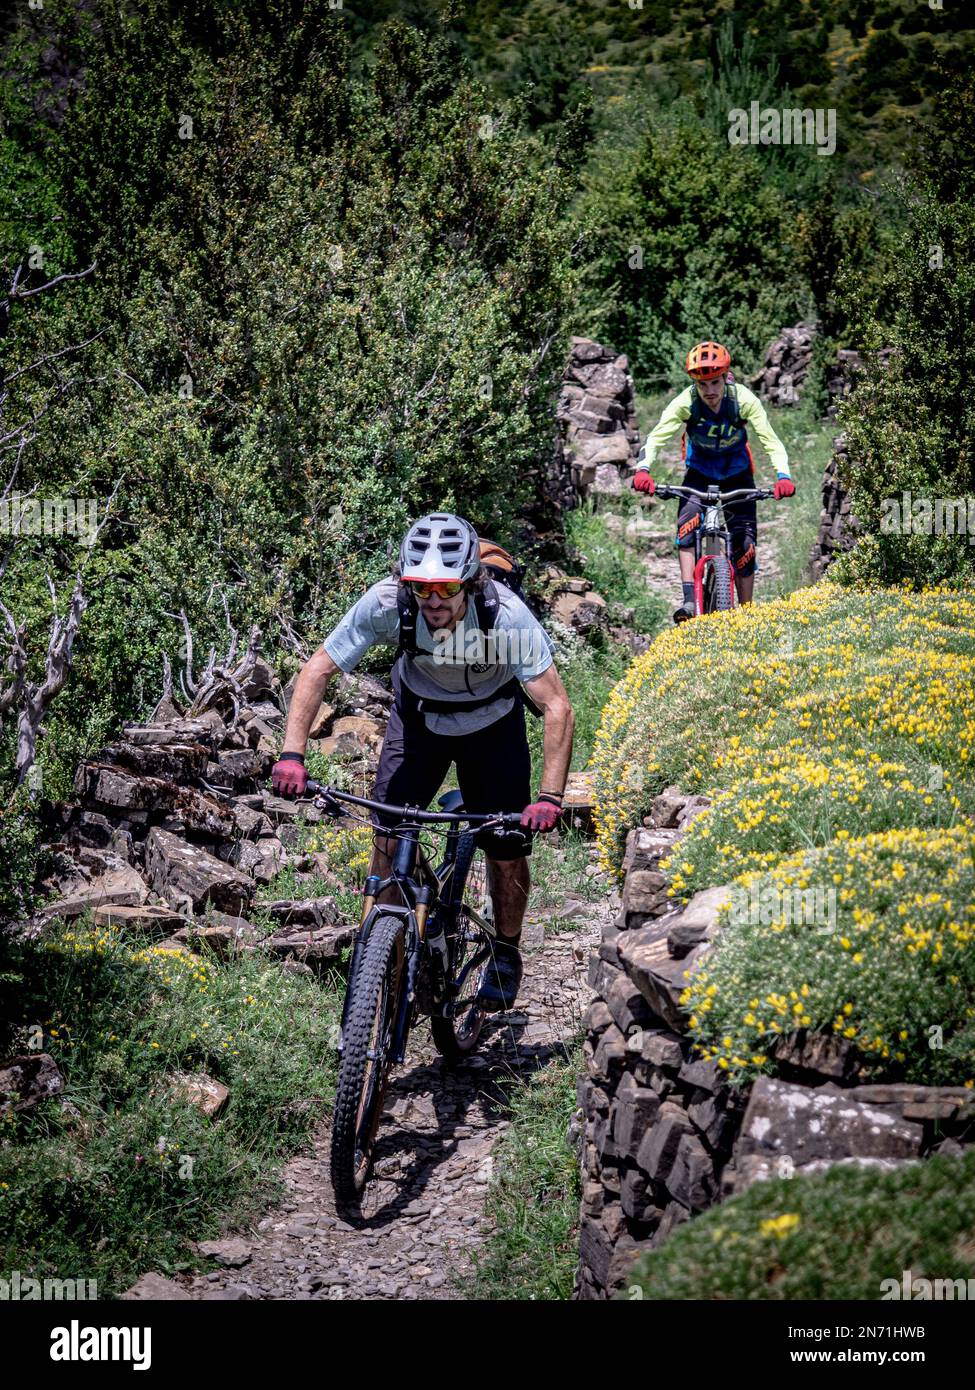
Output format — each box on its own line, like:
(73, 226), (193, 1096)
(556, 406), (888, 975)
(271, 512), (574, 1012)
(632, 341), (795, 622)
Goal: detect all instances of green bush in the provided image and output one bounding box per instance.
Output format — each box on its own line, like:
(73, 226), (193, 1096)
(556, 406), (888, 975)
(626, 1150), (975, 1301)
(576, 92), (812, 386)
(0, 918), (342, 1292)
(832, 69), (975, 589)
(0, 4), (578, 829)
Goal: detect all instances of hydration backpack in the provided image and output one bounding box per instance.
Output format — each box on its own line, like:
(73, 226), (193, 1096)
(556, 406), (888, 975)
(681, 375), (747, 460)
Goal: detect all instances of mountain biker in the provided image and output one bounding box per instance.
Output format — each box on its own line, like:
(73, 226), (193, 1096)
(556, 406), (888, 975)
(632, 341), (795, 622)
(271, 512), (575, 1011)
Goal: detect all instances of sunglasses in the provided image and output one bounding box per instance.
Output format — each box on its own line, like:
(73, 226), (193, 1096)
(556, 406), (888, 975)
(408, 579), (464, 599)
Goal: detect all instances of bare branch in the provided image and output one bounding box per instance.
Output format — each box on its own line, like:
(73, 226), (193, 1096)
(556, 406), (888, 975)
(3, 329), (107, 386)
(11, 262), (97, 299)
(0, 575), (88, 783)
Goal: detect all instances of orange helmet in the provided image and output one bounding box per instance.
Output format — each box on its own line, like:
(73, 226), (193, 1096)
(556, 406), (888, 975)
(686, 341), (731, 382)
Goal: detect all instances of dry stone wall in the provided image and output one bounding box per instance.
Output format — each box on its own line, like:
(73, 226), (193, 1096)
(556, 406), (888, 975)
(574, 797), (975, 1300)
(808, 433), (861, 582)
(552, 337), (641, 508)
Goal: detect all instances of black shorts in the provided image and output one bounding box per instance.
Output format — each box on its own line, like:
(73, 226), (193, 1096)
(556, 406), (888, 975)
(371, 697), (533, 860)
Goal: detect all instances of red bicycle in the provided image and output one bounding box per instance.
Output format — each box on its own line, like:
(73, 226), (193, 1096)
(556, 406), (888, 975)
(653, 483), (775, 618)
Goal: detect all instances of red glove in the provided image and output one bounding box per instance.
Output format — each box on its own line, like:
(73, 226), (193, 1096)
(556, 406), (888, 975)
(774, 477), (795, 500)
(521, 797), (561, 833)
(633, 470), (656, 495)
(272, 754), (307, 799)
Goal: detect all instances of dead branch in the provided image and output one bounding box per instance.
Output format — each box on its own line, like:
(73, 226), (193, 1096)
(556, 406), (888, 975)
(0, 575), (88, 784)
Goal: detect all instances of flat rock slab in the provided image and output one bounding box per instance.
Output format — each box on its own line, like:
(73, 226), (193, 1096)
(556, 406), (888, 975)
(174, 920), (259, 957)
(262, 897), (341, 927)
(165, 1071), (230, 1118)
(618, 926), (707, 1033)
(120, 1272), (192, 1300)
(145, 828), (254, 916)
(32, 864), (150, 924)
(731, 1076), (924, 1193)
(263, 922), (355, 967)
(196, 1238), (251, 1268)
(0, 1053), (65, 1115)
(261, 795), (322, 825)
(93, 903), (188, 935)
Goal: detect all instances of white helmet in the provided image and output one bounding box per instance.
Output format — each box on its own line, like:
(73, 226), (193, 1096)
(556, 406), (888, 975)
(399, 512), (480, 582)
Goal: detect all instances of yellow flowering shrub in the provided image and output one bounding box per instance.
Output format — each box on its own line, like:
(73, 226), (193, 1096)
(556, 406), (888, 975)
(680, 822), (975, 1086)
(590, 581), (975, 880)
(666, 744), (965, 896)
(304, 823), (374, 888)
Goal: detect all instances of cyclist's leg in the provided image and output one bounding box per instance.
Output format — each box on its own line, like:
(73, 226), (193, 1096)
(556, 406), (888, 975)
(721, 465), (758, 603)
(454, 699), (533, 944)
(369, 696), (451, 904)
(676, 466), (709, 614)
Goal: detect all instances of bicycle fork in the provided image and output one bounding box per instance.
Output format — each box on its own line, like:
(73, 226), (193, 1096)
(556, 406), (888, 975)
(338, 894), (419, 1068)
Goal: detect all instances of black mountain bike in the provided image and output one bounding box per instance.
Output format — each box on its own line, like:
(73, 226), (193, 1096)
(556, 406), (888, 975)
(653, 482), (775, 618)
(302, 779), (531, 1206)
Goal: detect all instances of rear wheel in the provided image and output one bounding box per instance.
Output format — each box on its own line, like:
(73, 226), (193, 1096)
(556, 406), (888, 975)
(703, 554), (734, 613)
(431, 832), (493, 1065)
(330, 914), (405, 1205)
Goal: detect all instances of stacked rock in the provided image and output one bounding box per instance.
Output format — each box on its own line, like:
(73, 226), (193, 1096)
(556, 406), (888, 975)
(808, 434), (861, 582)
(749, 321), (819, 406)
(553, 337), (642, 505)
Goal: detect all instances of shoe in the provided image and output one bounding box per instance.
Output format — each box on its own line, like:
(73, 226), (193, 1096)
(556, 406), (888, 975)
(673, 601), (695, 624)
(474, 940), (523, 1011)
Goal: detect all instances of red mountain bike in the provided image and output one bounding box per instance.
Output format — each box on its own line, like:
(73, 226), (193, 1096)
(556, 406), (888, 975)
(654, 482), (775, 617)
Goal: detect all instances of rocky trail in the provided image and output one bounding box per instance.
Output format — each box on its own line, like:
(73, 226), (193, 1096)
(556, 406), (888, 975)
(156, 876), (616, 1302)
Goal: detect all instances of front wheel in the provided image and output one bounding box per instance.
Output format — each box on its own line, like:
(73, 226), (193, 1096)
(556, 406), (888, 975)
(431, 832), (493, 1065)
(330, 914), (406, 1205)
(703, 554), (734, 613)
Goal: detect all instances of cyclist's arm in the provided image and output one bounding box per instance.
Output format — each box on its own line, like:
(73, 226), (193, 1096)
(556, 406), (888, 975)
(634, 388), (693, 471)
(522, 664), (574, 798)
(738, 384), (790, 477)
(282, 646), (342, 755)
(283, 579), (399, 755)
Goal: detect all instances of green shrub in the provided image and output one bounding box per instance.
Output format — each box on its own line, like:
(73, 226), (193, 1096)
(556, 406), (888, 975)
(0, 4), (578, 844)
(0, 918), (342, 1292)
(832, 69), (975, 589)
(576, 90), (812, 386)
(626, 1150), (975, 1301)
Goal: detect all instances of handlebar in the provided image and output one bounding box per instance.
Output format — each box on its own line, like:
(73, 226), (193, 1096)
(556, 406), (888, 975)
(652, 483), (775, 502)
(303, 779), (528, 833)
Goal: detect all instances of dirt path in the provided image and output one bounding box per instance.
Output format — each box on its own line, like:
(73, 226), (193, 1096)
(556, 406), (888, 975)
(176, 868), (616, 1301)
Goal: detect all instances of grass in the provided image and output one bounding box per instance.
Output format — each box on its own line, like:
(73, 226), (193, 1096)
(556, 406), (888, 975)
(626, 1149), (975, 1301)
(463, 1044), (583, 1301)
(564, 498), (671, 634)
(0, 917), (343, 1295)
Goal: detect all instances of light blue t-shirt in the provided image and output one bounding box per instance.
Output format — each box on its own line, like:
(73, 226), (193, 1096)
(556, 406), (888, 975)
(323, 576), (555, 735)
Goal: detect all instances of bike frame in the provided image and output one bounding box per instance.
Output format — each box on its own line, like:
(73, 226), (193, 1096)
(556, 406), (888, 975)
(304, 781), (518, 1064)
(656, 482), (775, 617)
(691, 493), (735, 616)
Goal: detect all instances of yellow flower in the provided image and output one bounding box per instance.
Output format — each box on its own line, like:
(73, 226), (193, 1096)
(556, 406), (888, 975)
(760, 1213), (801, 1238)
